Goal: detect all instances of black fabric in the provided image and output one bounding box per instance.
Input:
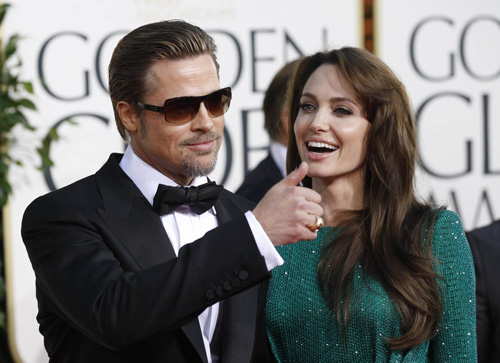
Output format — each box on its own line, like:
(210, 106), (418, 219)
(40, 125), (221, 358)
(21, 153), (276, 363)
(236, 153), (283, 204)
(153, 181), (223, 215)
(466, 220), (500, 363)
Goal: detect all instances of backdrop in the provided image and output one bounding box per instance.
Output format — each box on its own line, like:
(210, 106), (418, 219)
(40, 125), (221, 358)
(3, 0), (362, 361)
(377, 0), (500, 231)
(5, 0), (500, 362)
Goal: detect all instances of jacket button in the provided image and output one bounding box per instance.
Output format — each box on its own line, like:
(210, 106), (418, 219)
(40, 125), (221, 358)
(215, 286), (224, 296)
(206, 289), (215, 300)
(223, 281), (232, 291)
(238, 270), (248, 280)
(231, 278), (241, 287)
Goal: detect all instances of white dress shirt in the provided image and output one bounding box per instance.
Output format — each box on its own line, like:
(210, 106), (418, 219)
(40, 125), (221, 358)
(119, 145), (283, 362)
(269, 141), (287, 178)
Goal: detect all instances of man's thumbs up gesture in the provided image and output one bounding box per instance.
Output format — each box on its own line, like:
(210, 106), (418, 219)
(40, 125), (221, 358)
(253, 162), (323, 246)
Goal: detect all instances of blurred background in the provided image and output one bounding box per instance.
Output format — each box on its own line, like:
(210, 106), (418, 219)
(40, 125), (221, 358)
(0, 0), (498, 361)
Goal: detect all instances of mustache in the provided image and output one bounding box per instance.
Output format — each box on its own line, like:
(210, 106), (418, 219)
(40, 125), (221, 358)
(181, 131), (222, 146)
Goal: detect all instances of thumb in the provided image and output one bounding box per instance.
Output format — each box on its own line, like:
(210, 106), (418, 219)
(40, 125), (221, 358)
(281, 162), (308, 186)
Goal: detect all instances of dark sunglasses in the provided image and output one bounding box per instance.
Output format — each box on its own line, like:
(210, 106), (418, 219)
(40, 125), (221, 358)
(133, 87), (232, 125)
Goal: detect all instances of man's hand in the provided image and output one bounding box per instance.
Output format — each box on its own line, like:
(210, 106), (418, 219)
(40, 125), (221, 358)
(252, 162), (323, 246)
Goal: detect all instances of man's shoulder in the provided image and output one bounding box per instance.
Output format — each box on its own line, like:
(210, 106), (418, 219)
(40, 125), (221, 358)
(245, 154), (281, 183)
(467, 219), (500, 250)
(235, 154), (282, 203)
(25, 173), (99, 216)
(25, 153), (123, 212)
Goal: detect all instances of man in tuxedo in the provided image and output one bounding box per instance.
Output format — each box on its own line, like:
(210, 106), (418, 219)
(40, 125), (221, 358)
(236, 59), (301, 203)
(466, 220), (500, 363)
(21, 20), (323, 363)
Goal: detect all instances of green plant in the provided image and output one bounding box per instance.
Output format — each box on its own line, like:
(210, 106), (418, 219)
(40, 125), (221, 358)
(0, 3), (37, 207)
(0, 3), (55, 362)
(0, 3), (34, 361)
(0, 3), (74, 359)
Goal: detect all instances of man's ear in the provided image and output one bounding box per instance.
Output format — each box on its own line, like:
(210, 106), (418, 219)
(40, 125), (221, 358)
(280, 108), (289, 136)
(116, 101), (139, 133)
(277, 108), (290, 145)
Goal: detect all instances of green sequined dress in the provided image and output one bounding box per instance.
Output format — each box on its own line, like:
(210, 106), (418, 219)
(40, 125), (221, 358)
(266, 210), (477, 362)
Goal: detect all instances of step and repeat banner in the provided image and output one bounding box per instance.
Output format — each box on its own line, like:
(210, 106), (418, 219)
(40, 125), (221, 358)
(376, 0), (500, 231)
(3, 0), (362, 361)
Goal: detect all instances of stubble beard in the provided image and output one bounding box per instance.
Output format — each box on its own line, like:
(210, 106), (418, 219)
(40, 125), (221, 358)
(140, 116), (220, 178)
(181, 131), (221, 178)
(182, 151), (218, 178)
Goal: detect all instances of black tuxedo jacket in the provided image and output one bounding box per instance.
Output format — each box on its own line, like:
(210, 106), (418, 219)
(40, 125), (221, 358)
(236, 154), (283, 204)
(21, 153), (275, 363)
(466, 220), (500, 363)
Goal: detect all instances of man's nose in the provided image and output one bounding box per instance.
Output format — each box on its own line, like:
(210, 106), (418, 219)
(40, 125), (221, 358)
(190, 102), (216, 131)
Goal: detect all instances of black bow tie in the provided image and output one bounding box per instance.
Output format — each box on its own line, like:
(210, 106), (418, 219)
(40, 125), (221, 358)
(153, 181), (223, 215)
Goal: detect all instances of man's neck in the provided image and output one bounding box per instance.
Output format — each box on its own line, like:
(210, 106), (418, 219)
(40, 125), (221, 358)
(119, 145), (208, 206)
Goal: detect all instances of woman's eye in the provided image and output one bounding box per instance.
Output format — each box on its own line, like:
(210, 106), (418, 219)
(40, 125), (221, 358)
(299, 103), (315, 111)
(334, 107), (352, 116)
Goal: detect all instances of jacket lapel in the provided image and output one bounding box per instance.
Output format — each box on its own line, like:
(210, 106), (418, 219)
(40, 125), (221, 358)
(95, 154), (176, 268)
(95, 154), (208, 363)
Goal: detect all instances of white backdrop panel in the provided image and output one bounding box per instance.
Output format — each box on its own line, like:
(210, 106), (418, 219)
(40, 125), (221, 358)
(3, 1), (362, 361)
(377, 0), (500, 231)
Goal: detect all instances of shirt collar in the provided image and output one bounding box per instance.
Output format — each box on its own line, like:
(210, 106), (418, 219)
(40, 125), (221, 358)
(269, 141), (287, 178)
(119, 145), (209, 207)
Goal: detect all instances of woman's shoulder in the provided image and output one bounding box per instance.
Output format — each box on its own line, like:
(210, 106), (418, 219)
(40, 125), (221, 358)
(430, 209), (471, 260)
(434, 209), (463, 230)
(432, 209), (467, 239)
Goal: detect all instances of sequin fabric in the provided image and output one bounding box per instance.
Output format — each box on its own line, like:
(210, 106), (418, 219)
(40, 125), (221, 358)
(266, 210), (477, 362)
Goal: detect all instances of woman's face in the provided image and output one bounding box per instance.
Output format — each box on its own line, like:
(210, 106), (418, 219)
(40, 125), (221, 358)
(294, 64), (371, 184)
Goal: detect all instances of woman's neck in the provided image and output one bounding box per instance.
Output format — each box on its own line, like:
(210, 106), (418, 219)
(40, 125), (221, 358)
(312, 175), (364, 226)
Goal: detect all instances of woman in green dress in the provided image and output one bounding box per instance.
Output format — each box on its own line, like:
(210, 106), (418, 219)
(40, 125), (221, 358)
(265, 47), (477, 362)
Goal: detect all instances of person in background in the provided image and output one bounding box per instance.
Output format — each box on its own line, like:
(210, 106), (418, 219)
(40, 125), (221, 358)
(466, 220), (500, 363)
(236, 59), (301, 203)
(265, 47), (477, 362)
(21, 20), (323, 363)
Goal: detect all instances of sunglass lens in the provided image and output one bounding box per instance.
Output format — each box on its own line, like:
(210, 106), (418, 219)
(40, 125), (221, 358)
(164, 98), (198, 124)
(163, 88), (231, 124)
(207, 89), (231, 117)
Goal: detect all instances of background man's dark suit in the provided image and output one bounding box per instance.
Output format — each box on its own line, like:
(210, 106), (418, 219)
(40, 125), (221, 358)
(236, 154), (283, 204)
(236, 59), (301, 204)
(466, 220), (500, 363)
(21, 154), (274, 363)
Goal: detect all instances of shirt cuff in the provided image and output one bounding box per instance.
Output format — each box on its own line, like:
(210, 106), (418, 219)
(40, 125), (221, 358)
(244, 211), (284, 271)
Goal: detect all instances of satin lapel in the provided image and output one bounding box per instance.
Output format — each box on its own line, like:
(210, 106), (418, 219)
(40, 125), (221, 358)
(213, 191), (254, 225)
(181, 321), (208, 363)
(220, 287), (258, 363)
(95, 154), (176, 269)
(95, 154), (208, 362)
(214, 194), (258, 363)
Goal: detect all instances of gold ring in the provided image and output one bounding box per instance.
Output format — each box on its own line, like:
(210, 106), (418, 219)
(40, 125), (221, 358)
(308, 215), (324, 232)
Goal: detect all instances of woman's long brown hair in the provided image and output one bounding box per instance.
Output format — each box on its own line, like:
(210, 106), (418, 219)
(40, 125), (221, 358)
(286, 47), (444, 350)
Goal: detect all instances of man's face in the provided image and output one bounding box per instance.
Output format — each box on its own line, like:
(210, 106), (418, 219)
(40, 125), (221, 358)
(125, 54), (224, 185)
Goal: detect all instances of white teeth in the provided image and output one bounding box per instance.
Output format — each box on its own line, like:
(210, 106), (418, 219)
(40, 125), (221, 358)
(308, 141), (338, 150)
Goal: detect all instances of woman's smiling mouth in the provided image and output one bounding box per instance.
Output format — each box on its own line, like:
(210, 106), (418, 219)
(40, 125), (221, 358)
(307, 141), (339, 154)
